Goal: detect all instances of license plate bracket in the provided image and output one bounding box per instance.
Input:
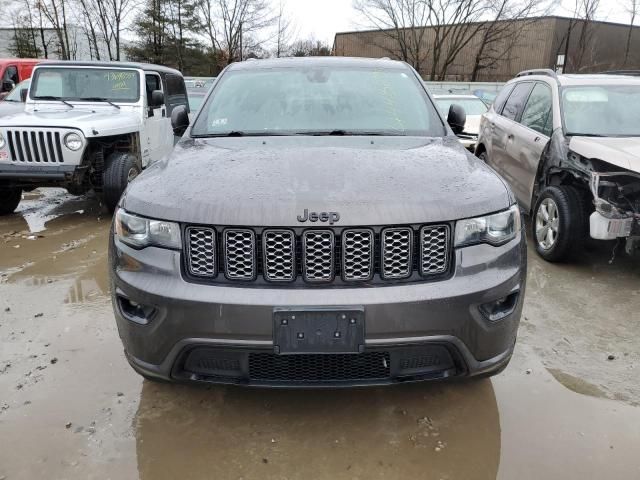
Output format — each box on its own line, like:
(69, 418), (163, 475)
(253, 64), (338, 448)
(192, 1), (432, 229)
(273, 307), (365, 355)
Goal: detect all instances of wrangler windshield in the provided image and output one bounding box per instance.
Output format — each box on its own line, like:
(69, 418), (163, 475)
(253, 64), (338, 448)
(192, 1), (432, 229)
(562, 85), (640, 136)
(30, 67), (140, 103)
(191, 67), (444, 136)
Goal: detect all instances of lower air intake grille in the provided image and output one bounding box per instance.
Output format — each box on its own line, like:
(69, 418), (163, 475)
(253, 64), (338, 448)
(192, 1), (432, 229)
(248, 352), (390, 382)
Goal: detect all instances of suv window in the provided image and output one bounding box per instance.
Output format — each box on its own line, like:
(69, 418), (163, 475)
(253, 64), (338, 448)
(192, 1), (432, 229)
(492, 84), (514, 114)
(520, 83), (553, 136)
(502, 82), (532, 121)
(165, 73), (188, 114)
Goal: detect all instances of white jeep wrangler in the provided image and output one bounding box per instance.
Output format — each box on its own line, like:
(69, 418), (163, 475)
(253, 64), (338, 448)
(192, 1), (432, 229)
(0, 61), (188, 213)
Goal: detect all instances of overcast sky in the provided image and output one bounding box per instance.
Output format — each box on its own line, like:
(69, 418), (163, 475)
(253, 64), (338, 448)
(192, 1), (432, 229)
(288, 0), (635, 46)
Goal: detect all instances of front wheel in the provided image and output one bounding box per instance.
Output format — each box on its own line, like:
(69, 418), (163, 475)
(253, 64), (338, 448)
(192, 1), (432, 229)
(532, 185), (587, 262)
(102, 152), (140, 213)
(0, 187), (22, 215)
(477, 150), (488, 163)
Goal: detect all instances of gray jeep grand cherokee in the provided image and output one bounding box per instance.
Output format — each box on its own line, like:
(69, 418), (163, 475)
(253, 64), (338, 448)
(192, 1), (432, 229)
(109, 57), (526, 387)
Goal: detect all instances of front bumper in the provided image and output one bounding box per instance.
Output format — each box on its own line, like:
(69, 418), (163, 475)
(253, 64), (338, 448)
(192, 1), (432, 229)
(0, 164), (77, 182)
(110, 229), (526, 387)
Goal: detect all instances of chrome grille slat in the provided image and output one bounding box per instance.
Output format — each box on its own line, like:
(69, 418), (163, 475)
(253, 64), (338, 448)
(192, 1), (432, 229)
(224, 229), (256, 280)
(263, 229), (295, 281)
(420, 226), (450, 276)
(4, 129), (65, 163)
(381, 228), (413, 279)
(186, 227), (217, 277)
(303, 230), (335, 282)
(342, 229), (374, 281)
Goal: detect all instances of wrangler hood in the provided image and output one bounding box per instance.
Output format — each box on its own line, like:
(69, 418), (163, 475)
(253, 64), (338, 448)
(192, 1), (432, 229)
(0, 107), (142, 137)
(569, 136), (640, 173)
(122, 136), (512, 226)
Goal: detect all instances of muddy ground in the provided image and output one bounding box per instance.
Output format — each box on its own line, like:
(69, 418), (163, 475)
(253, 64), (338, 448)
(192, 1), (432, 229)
(1, 188), (639, 479)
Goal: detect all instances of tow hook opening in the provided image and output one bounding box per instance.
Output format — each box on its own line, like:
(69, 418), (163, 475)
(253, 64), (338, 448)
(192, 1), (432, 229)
(117, 295), (156, 325)
(479, 291), (519, 322)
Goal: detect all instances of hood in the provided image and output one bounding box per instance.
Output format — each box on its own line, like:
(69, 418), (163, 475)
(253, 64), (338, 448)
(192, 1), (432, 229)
(569, 136), (640, 173)
(0, 101), (24, 118)
(0, 106), (142, 137)
(463, 115), (481, 136)
(122, 136), (511, 227)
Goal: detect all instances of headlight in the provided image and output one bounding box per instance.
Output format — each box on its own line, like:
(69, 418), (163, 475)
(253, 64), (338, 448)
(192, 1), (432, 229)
(64, 132), (83, 151)
(115, 209), (181, 249)
(0, 132), (5, 149)
(454, 205), (521, 247)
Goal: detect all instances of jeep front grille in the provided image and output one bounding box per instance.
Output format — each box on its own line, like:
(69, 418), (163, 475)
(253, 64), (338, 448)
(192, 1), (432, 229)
(302, 230), (335, 282)
(342, 229), (374, 281)
(5, 129), (64, 163)
(186, 227), (216, 277)
(381, 228), (413, 279)
(263, 230), (295, 281)
(184, 224), (451, 286)
(223, 229), (256, 280)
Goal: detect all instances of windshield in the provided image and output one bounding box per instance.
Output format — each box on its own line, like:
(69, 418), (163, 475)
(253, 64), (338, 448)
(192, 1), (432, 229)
(188, 93), (206, 112)
(191, 67), (444, 136)
(562, 85), (640, 136)
(4, 80), (30, 102)
(435, 97), (488, 116)
(30, 67), (141, 103)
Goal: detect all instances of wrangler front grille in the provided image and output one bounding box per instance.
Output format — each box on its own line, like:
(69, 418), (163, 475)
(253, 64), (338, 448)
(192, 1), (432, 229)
(184, 225), (451, 286)
(5, 129), (65, 163)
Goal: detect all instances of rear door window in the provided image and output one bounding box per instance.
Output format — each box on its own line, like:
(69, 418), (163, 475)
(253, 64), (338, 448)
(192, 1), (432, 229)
(502, 82), (533, 121)
(520, 82), (553, 136)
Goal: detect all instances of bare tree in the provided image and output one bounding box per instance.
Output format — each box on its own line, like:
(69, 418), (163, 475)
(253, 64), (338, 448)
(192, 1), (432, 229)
(625, 0), (639, 66)
(290, 36), (331, 56)
(353, 0), (430, 72)
(470, 0), (548, 81)
(274, 0), (295, 57)
(197, 0), (274, 64)
(37, 0), (72, 59)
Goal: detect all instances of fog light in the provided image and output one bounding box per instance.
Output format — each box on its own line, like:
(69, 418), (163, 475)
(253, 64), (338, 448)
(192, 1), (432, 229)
(479, 292), (519, 322)
(117, 295), (156, 325)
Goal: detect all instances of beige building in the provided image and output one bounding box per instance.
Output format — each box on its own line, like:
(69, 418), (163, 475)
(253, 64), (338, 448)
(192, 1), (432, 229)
(333, 16), (640, 81)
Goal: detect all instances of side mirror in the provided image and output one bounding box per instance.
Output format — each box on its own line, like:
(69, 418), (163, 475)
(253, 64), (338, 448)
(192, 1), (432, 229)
(150, 90), (164, 107)
(171, 105), (190, 136)
(20, 88), (28, 102)
(1, 80), (15, 93)
(447, 103), (466, 135)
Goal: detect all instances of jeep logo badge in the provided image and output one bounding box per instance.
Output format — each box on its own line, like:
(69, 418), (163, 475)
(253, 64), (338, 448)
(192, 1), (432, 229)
(297, 209), (340, 225)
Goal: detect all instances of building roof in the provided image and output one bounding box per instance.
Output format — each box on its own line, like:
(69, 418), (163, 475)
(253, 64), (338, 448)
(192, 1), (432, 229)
(227, 56), (408, 71)
(36, 60), (182, 76)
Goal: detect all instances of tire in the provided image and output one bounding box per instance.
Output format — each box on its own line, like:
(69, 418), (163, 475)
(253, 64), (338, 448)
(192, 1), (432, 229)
(0, 187), (22, 215)
(532, 185), (587, 262)
(102, 152), (140, 213)
(478, 150), (488, 163)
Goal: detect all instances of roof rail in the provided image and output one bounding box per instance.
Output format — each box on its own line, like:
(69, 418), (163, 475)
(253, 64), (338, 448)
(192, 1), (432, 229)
(516, 69), (558, 78)
(600, 70), (640, 76)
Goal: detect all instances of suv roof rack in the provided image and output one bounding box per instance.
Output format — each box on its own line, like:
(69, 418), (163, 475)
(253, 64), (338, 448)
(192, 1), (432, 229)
(600, 70), (640, 76)
(516, 69), (558, 78)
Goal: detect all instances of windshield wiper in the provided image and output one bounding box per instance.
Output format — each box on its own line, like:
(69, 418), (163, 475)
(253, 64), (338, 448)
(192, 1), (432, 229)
(295, 129), (403, 136)
(566, 132), (606, 137)
(197, 131), (291, 137)
(33, 95), (74, 108)
(79, 97), (121, 109)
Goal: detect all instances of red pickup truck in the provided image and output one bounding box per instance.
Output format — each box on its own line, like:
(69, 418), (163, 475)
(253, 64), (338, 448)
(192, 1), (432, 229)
(0, 59), (41, 100)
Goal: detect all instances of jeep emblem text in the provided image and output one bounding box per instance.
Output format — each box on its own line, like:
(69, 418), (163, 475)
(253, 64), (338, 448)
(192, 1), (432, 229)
(297, 209), (340, 225)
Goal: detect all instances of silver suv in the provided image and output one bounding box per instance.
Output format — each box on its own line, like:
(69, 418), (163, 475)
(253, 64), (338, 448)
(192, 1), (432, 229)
(109, 57), (526, 387)
(476, 70), (640, 261)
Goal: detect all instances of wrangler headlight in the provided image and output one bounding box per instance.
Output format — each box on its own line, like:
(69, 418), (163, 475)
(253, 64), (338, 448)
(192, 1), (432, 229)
(64, 132), (83, 151)
(0, 132), (5, 149)
(454, 205), (521, 247)
(115, 209), (181, 249)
